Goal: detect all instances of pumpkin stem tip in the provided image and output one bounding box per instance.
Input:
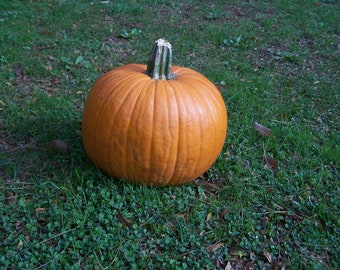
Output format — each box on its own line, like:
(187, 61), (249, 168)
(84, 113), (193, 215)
(146, 38), (174, 80)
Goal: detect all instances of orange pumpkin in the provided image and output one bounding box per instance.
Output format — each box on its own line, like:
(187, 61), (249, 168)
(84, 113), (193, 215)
(82, 39), (227, 186)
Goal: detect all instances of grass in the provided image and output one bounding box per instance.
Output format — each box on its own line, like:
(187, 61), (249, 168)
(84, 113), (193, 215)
(1, 0), (339, 269)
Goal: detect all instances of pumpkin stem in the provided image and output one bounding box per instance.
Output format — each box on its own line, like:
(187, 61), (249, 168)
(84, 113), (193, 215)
(146, 38), (174, 80)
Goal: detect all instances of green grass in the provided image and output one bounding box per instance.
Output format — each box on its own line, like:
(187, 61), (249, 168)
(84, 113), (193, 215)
(1, 0), (339, 269)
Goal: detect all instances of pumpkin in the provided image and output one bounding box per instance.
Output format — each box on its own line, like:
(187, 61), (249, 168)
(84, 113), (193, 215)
(82, 39), (227, 186)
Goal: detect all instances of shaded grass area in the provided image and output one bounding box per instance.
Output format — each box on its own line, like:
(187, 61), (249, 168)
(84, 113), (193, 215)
(1, 0), (339, 269)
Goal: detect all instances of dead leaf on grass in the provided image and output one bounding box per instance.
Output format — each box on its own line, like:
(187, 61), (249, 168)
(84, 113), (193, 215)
(215, 83), (228, 92)
(35, 207), (47, 214)
(215, 256), (227, 269)
(117, 211), (133, 229)
(49, 140), (71, 155)
(230, 249), (247, 259)
(254, 121), (272, 137)
(194, 180), (220, 193)
(207, 243), (225, 254)
(265, 156), (278, 172)
(5, 191), (16, 205)
(224, 261), (232, 270)
(243, 160), (250, 169)
(17, 239), (23, 250)
(263, 251), (272, 263)
(219, 208), (229, 219)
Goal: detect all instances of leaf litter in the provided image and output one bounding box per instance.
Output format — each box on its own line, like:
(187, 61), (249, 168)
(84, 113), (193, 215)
(254, 121), (272, 137)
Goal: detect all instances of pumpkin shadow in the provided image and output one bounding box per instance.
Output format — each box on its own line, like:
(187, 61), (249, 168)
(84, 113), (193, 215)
(2, 100), (99, 183)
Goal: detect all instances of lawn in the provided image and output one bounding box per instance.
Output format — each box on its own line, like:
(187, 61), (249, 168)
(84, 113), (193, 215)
(1, 0), (339, 269)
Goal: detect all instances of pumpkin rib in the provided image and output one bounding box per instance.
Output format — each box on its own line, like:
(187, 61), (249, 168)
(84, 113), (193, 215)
(84, 68), (149, 176)
(166, 79), (195, 184)
(101, 72), (148, 176)
(123, 77), (154, 182)
(171, 78), (201, 180)
(187, 83), (208, 181)
(149, 80), (168, 184)
(109, 79), (142, 178)
(146, 80), (181, 185)
(170, 66), (215, 182)
(156, 80), (180, 185)
(193, 81), (219, 180)
(166, 80), (183, 184)
(159, 80), (181, 185)
(143, 79), (157, 183)
(180, 81), (203, 182)
(83, 75), (118, 171)
(169, 73), (227, 182)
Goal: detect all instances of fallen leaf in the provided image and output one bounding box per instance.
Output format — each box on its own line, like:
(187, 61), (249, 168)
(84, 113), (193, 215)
(47, 55), (55, 61)
(263, 251), (272, 263)
(17, 239), (23, 249)
(117, 211), (133, 229)
(39, 30), (52, 35)
(265, 156), (278, 172)
(206, 212), (213, 221)
(243, 160), (250, 169)
(219, 208), (229, 219)
(215, 83), (228, 92)
(5, 191), (16, 205)
(225, 261), (232, 270)
(230, 249), (247, 259)
(0, 140), (10, 152)
(35, 207), (47, 214)
(215, 256), (227, 269)
(244, 260), (254, 269)
(254, 121), (272, 137)
(194, 180), (220, 192)
(49, 140), (71, 155)
(15, 222), (21, 231)
(208, 242), (225, 254)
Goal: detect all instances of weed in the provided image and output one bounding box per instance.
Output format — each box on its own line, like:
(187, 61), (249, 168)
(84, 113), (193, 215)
(119, 28), (143, 39)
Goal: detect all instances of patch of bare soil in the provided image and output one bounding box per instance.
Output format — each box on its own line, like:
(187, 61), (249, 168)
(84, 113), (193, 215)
(12, 64), (61, 96)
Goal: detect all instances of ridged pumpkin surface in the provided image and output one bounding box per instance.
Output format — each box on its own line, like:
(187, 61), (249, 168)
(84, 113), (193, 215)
(82, 64), (227, 186)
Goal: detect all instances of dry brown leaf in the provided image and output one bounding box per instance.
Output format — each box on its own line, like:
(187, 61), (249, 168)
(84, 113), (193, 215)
(5, 191), (16, 205)
(206, 212), (213, 222)
(230, 249), (247, 259)
(17, 239), (23, 250)
(243, 160), (250, 169)
(214, 255), (226, 269)
(244, 260), (254, 269)
(254, 121), (272, 137)
(15, 222), (21, 231)
(263, 251), (272, 263)
(35, 207), (47, 214)
(265, 156), (278, 172)
(194, 180), (220, 192)
(207, 243), (225, 254)
(117, 211), (133, 229)
(215, 256), (227, 269)
(219, 208), (229, 219)
(49, 139), (71, 155)
(215, 83), (228, 92)
(225, 261), (232, 270)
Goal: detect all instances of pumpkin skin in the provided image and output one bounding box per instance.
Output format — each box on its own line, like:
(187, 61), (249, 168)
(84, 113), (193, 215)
(82, 40), (227, 186)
